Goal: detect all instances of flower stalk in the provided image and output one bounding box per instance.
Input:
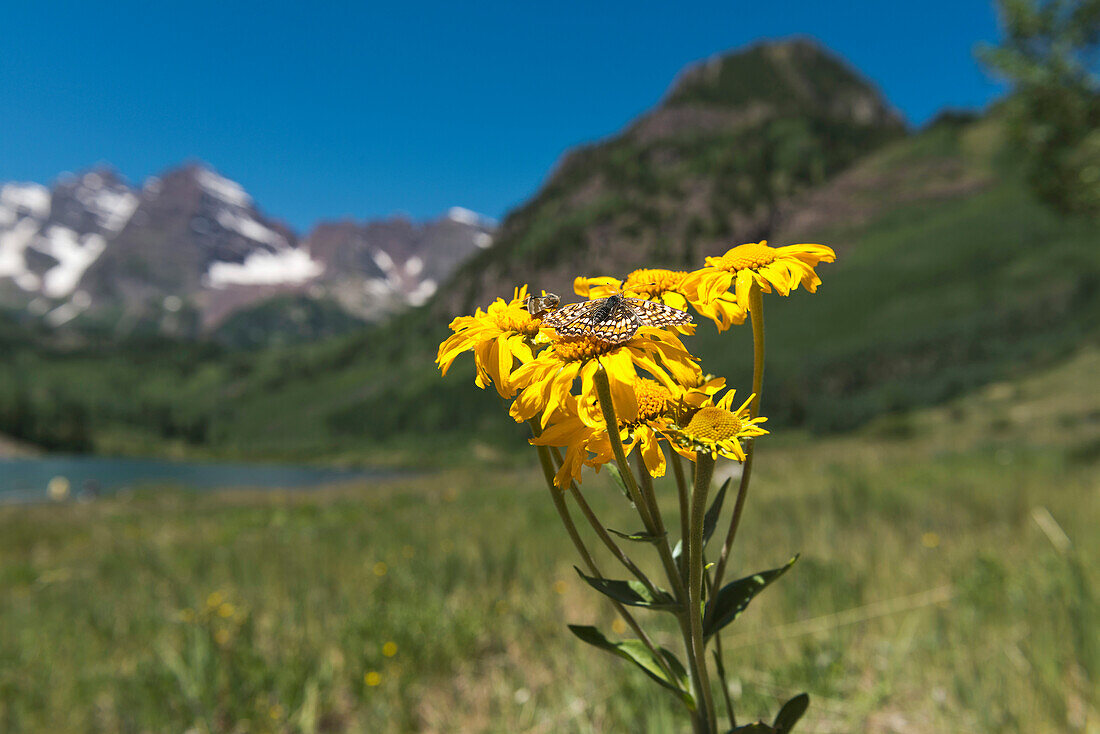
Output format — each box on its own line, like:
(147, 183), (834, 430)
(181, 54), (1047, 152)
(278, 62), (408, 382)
(710, 283), (765, 596)
(532, 427), (672, 680)
(688, 453), (717, 731)
(437, 241), (834, 733)
(592, 366), (688, 605)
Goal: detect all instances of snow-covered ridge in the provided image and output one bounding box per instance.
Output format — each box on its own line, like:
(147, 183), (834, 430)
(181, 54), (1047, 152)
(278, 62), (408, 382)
(447, 206), (496, 228)
(196, 168), (252, 207)
(1, 163), (497, 334)
(1, 183), (51, 219)
(0, 176), (125, 299)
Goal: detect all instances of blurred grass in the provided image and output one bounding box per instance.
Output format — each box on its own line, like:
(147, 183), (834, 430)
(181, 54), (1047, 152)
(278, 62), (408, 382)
(1, 349), (1099, 733)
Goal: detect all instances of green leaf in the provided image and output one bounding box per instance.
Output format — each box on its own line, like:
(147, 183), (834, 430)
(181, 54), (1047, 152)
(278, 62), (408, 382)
(607, 528), (666, 543)
(574, 567), (679, 610)
(703, 476), (732, 548)
(728, 723), (777, 733)
(704, 555), (798, 639)
(568, 625), (694, 708)
(606, 465), (632, 503)
(673, 476), (731, 561)
(773, 693), (810, 733)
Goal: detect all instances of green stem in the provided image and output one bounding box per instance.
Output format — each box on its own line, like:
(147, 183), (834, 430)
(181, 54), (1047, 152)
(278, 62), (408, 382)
(549, 448), (662, 600)
(671, 451), (691, 580)
(592, 367), (688, 606)
(592, 367), (706, 728)
(689, 453), (717, 732)
(632, 450), (682, 590)
(710, 284), (765, 598)
(705, 571), (736, 728)
(532, 437), (673, 683)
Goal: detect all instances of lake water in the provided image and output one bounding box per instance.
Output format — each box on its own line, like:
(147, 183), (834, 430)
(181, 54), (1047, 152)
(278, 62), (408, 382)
(0, 454), (394, 503)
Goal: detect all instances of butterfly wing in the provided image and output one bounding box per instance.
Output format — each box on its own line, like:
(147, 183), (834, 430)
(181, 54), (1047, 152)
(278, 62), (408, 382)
(540, 300), (597, 329)
(622, 297), (692, 327)
(541, 298), (635, 344)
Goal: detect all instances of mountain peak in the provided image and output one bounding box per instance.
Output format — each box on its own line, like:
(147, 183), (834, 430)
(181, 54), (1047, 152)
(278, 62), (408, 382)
(441, 38), (907, 315)
(662, 38), (903, 127)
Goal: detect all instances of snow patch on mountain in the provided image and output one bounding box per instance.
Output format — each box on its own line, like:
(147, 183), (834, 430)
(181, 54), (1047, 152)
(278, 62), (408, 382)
(371, 249), (396, 275)
(447, 206), (495, 228)
(196, 169), (251, 208)
(1, 183), (51, 219)
(0, 218), (41, 288)
(36, 228), (108, 298)
(215, 210), (288, 247)
(74, 173), (138, 232)
(205, 248), (323, 288)
(407, 278), (437, 306)
(45, 290), (92, 327)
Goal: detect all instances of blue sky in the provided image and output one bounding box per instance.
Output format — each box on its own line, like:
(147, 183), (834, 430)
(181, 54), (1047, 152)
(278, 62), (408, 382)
(1, 1), (1004, 232)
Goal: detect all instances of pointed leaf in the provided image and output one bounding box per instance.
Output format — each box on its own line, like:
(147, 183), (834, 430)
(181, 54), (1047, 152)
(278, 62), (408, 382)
(704, 556), (798, 639)
(673, 476), (731, 561)
(606, 465), (632, 502)
(703, 476), (732, 548)
(574, 567), (679, 610)
(728, 723), (777, 733)
(773, 693), (809, 733)
(607, 528), (666, 544)
(568, 625), (695, 708)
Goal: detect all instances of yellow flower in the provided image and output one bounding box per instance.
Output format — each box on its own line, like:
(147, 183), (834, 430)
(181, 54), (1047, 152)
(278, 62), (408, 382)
(688, 290), (748, 332)
(509, 328), (701, 429)
(575, 268), (691, 309)
(533, 378), (717, 487)
(578, 267), (745, 333)
(531, 394), (597, 487)
(667, 391), (769, 462)
(682, 241), (836, 312)
(436, 285), (545, 398)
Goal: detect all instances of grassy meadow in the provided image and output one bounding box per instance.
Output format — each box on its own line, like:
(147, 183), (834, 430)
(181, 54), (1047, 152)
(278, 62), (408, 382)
(2, 349), (1098, 733)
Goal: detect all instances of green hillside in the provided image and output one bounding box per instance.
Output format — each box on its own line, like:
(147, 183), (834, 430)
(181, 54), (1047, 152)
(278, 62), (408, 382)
(2, 110), (1097, 464)
(442, 39), (905, 317)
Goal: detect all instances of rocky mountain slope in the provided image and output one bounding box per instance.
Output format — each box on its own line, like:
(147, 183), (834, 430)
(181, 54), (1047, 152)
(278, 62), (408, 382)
(441, 39), (905, 316)
(0, 165), (494, 341)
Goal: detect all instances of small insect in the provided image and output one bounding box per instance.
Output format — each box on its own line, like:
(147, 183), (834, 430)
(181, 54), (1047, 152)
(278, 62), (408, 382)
(523, 292), (560, 319)
(540, 294), (692, 345)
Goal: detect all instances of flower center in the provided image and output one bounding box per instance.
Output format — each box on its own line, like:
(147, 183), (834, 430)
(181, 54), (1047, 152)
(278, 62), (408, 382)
(707, 242), (777, 272)
(633, 378), (673, 422)
(553, 336), (616, 362)
(623, 268), (687, 298)
(684, 407), (743, 442)
(490, 307), (541, 337)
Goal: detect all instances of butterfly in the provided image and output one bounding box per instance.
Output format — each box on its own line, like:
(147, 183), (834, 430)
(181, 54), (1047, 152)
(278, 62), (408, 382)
(540, 293), (692, 345)
(523, 292), (561, 319)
